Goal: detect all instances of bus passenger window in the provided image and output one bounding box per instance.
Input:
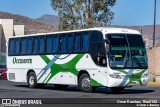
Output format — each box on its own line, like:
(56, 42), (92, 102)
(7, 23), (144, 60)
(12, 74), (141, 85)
(9, 39), (15, 55)
(67, 34), (73, 53)
(26, 38), (32, 54)
(39, 37), (45, 54)
(33, 37), (39, 54)
(75, 34), (81, 52)
(60, 35), (67, 53)
(52, 35), (58, 53)
(15, 39), (20, 55)
(46, 36), (52, 53)
(21, 38), (27, 54)
(82, 32), (89, 52)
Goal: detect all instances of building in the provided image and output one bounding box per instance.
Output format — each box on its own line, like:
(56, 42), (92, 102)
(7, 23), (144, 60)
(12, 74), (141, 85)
(0, 19), (24, 65)
(147, 47), (160, 82)
(0, 19), (24, 53)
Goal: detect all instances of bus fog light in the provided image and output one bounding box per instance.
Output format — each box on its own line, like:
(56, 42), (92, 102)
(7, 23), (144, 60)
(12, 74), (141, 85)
(109, 74), (121, 79)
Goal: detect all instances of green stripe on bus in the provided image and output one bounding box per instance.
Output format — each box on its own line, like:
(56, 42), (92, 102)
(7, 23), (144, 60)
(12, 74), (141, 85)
(40, 55), (50, 64)
(40, 54), (84, 83)
(40, 54), (103, 86)
(91, 79), (103, 86)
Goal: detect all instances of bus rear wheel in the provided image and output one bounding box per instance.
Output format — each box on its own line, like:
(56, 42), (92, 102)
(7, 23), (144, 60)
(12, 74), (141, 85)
(110, 87), (125, 93)
(78, 73), (93, 92)
(27, 72), (37, 88)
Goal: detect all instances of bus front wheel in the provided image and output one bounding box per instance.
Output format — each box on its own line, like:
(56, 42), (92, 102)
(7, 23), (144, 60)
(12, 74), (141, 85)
(78, 73), (93, 92)
(27, 72), (37, 88)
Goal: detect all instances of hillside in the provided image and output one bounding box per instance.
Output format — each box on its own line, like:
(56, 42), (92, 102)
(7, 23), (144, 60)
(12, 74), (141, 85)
(0, 11), (58, 34)
(36, 14), (59, 26)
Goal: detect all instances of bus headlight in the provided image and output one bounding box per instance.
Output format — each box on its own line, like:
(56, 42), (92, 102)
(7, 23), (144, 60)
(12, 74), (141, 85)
(142, 74), (148, 78)
(109, 74), (122, 79)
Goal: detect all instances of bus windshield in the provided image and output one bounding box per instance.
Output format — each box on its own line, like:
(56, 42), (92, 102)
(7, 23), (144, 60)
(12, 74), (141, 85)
(106, 34), (148, 69)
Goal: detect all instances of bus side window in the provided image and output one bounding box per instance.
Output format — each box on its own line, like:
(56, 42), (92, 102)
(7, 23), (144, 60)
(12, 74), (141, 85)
(52, 35), (59, 53)
(15, 39), (20, 55)
(33, 37), (39, 54)
(82, 32), (89, 52)
(39, 36), (45, 54)
(75, 33), (81, 52)
(46, 36), (52, 53)
(21, 38), (27, 55)
(60, 34), (67, 53)
(26, 37), (32, 54)
(9, 39), (15, 55)
(67, 34), (74, 53)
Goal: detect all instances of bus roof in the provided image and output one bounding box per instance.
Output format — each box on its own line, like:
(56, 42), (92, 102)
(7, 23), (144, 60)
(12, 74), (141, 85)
(9, 27), (141, 38)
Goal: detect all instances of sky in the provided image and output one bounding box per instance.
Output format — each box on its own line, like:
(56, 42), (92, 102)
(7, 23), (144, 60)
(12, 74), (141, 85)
(0, 0), (159, 26)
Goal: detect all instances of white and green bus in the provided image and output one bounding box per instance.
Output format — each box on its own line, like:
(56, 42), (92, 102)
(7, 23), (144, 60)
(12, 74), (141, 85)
(7, 27), (148, 92)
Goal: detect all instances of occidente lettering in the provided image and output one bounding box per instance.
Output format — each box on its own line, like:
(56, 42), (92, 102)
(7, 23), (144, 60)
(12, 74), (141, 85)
(13, 57), (32, 64)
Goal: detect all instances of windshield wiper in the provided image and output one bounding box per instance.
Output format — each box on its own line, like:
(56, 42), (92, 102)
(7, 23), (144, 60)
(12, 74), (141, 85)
(123, 45), (129, 68)
(131, 54), (142, 67)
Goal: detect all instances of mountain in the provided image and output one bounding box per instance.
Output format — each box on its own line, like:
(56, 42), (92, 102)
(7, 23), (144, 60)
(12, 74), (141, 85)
(36, 14), (59, 26)
(0, 11), (58, 34)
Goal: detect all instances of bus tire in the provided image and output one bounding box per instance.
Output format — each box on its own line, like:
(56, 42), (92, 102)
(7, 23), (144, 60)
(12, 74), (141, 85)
(78, 73), (93, 93)
(110, 87), (125, 93)
(27, 72), (37, 88)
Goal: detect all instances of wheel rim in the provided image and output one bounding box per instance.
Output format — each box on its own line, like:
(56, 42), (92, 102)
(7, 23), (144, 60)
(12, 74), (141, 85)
(29, 75), (35, 85)
(81, 77), (91, 91)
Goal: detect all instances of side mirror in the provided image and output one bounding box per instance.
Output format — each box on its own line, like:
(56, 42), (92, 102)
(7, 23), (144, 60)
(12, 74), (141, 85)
(104, 39), (110, 44)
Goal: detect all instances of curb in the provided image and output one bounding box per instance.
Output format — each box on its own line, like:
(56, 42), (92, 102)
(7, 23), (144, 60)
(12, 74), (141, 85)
(147, 82), (160, 86)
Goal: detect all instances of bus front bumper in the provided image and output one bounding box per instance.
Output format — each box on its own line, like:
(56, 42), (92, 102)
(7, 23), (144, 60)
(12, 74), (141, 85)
(107, 76), (148, 87)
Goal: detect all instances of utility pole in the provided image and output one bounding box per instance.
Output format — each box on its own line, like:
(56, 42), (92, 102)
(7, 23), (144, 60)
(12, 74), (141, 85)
(153, 0), (156, 47)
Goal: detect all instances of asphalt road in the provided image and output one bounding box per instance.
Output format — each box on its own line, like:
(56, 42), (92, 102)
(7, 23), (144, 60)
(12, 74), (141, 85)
(0, 79), (159, 99)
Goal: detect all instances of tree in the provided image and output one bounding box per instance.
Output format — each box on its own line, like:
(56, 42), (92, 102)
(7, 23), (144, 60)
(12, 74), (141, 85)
(51, 0), (116, 30)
